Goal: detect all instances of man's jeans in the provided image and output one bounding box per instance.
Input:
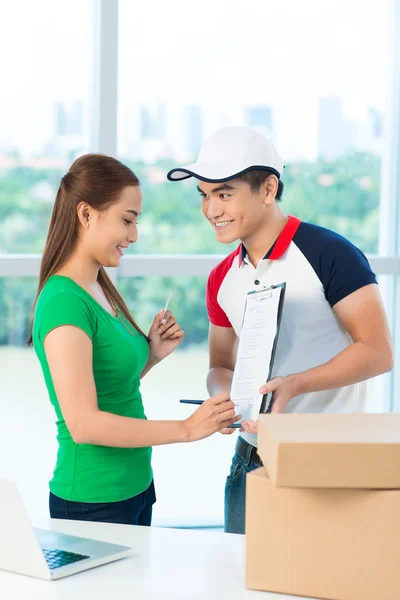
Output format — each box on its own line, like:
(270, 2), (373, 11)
(224, 440), (261, 534)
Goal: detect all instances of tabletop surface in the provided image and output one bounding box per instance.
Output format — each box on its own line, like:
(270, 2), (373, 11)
(0, 518), (318, 599)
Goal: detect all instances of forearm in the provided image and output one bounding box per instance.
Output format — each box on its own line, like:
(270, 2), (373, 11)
(140, 355), (159, 379)
(291, 339), (393, 397)
(207, 366), (233, 396)
(72, 411), (188, 447)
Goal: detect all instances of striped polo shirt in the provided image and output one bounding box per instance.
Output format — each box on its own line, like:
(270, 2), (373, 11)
(206, 216), (377, 446)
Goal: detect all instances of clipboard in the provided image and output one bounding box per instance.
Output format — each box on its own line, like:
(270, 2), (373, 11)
(258, 282), (286, 413)
(230, 282), (286, 423)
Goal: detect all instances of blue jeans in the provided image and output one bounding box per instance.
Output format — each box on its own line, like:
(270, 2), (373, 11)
(49, 480), (156, 526)
(224, 443), (261, 534)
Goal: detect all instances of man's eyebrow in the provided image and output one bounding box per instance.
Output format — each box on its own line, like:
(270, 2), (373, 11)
(125, 209), (141, 217)
(197, 183), (237, 194)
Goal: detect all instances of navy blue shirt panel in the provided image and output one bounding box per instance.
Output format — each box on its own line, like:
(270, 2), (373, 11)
(293, 222), (377, 308)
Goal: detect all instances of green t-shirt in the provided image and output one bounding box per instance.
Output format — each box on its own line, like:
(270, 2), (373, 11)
(33, 275), (152, 503)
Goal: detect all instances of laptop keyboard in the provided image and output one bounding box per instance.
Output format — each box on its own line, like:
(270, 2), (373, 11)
(42, 548), (90, 570)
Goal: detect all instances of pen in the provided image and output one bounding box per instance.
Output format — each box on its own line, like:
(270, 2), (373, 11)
(162, 290), (172, 321)
(179, 399), (204, 405)
(179, 399), (242, 429)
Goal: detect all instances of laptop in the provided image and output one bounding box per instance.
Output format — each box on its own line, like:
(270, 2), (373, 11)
(0, 479), (133, 580)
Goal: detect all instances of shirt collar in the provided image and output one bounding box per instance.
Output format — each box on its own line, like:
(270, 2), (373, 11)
(239, 215), (301, 266)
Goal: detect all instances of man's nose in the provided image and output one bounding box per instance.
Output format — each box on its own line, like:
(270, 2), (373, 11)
(207, 198), (223, 220)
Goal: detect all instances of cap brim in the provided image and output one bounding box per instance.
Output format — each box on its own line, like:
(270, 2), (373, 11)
(167, 162), (281, 182)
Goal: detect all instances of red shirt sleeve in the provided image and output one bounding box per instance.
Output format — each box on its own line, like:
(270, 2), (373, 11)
(206, 270), (232, 327)
(206, 247), (241, 327)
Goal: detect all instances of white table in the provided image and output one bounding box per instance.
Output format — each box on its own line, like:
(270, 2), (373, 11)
(0, 519), (317, 599)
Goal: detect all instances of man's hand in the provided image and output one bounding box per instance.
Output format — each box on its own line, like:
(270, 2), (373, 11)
(219, 425), (238, 436)
(240, 375), (298, 434)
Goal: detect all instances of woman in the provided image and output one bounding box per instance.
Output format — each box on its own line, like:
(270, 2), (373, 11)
(28, 154), (239, 526)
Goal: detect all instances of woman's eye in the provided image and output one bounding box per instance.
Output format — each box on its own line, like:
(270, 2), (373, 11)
(124, 218), (133, 225)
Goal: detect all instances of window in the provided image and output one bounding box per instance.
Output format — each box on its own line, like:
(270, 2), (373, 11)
(119, 275), (235, 525)
(118, 0), (389, 254)
(117, 0), (393, 524)
(0, 0), (93, 253)
(0, 277), (56, 518)
(0, 0), (94, 518)
(1, 0), (398, 526)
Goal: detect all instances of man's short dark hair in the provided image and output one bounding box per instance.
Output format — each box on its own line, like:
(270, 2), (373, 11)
(236, 169), (284, 201)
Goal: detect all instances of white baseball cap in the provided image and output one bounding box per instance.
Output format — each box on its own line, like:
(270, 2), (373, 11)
(167, 126), (284, 182)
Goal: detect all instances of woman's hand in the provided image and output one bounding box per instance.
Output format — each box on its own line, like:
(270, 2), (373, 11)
(148, 309), (184, 363)
(183, 393), (242, 442)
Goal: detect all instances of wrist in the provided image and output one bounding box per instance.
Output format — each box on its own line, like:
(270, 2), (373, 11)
(147, 353), (160, 368)
(286, 373), (303, 398)
(180, 419), (191, 443)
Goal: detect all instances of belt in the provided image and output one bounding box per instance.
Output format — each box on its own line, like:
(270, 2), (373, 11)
(235, 436), (263, 466)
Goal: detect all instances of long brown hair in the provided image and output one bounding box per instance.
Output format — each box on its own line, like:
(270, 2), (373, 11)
(27, 154), (147, 345)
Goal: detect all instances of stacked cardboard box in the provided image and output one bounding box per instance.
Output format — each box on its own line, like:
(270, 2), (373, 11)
(245, 413), (400, 600)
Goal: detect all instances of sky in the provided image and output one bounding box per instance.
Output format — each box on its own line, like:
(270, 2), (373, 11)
(0, 0), (391, 160)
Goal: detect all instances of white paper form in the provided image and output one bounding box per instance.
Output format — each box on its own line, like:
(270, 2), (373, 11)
(230, 286), (282, 421)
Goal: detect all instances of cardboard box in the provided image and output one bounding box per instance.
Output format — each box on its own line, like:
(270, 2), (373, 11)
(257, 413), (400, 489)
(246, 467), (400, 600)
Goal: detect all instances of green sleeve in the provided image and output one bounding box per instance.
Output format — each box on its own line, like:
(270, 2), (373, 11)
(36, 291), (96, 343)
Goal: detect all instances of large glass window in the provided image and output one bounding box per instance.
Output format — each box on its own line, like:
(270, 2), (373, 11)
(119, 275), (235, 525)
(116, 0), (392, 524)
(119, 274), (391, 524)
(0, 0), (93, 253)
(0, 0), (94, 519)
(0, 0), (397, 527)
(118, 0), (389, 255)
(0, 277), (56, 519)
(0, 273), (391, 523)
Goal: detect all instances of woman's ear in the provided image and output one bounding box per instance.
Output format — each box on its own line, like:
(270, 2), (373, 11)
(77, 202), (91, 229)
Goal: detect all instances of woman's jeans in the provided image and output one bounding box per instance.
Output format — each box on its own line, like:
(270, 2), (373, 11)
(49, 480), (156, 526)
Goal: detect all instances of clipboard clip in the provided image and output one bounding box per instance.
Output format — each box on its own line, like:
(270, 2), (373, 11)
(255, 292), (272, 301)
(254, 284), (275, 301)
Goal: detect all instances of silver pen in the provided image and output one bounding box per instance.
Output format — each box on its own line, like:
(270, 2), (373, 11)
(161, 290), (172, 322)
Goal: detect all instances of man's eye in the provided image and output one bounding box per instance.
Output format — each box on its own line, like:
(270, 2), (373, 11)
(124, 218), (133, 225)
(220, 194), (229, 199)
